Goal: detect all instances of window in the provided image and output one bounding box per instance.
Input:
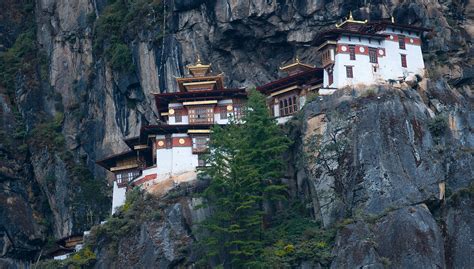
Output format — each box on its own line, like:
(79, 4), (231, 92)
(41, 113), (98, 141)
(369, 48), (378, 63)
(401, 54), (407, 68)
(188, 106), (214, 124)
(192, 136), (209, 153)
(233, 104), (243, 120)
(219, 106), (228, 120)
(174, 109), (182, 123)
(279, 95), (298, 117)
(328, 70), (333, 85)
(346, 66), (353, 78)
(349, 45), (356, 60)
(115, 170), (140, 186)
(398, 35), (406, 49)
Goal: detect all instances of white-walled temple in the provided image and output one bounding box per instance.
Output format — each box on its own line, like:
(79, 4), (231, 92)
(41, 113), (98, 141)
(316, 13), (429, 89)
(97, 58), (246, 214)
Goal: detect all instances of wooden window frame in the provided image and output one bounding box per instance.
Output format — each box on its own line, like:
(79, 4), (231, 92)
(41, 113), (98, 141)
(398, 35), (406, 49)
(369, 48), (378, 64)
(174, 109), (183, 123)
(188, 106), (214, 124)
(116, 169), (140, 187)
(192, 136), (209, 154)
(401, 54), (407, 68)
(346, 66), (354, 78)
(279, 94), (299, 117)
(349, 45), (356, 60)
(219, 106), (228, 120)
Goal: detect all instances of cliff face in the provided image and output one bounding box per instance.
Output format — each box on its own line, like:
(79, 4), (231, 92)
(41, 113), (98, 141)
(296, 84), (472, 268)
(0, 0), (472, 268)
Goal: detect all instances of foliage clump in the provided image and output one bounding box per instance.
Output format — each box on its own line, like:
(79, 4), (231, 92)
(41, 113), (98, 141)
(37, 246), (96, 269)
(29, 113), (65, 148)
(198, 89), (293, 267)
(428, 114), (448, 137)
(260, 206), (335, 267)
(93, 0), (163, 72)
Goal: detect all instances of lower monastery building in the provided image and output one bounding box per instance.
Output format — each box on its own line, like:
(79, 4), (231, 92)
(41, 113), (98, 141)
(97, 14), (429, 214)
(98, 58), (246, 213)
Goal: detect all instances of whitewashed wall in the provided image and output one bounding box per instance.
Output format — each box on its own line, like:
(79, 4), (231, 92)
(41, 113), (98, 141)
(112, 181), (127, 214)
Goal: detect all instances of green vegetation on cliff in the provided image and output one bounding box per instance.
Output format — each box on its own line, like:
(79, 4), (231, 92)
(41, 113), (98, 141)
(197, 90), (335, 267)
(93, 0), (163, 72)
(198, 89), (290, 267)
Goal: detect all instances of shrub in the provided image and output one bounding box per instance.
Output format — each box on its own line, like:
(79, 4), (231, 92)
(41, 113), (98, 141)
(29, 113), (65, 148)
(428, 114), (448, 137)
(69, 246), (96, 267)
(108, 43), (134, 72)
(259, 207), (336, 267)
(93, 0), (163, 72)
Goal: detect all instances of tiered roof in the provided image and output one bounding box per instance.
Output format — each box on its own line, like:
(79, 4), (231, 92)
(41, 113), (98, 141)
(257, 64), (323, 95)
(175, 56), (224, 92)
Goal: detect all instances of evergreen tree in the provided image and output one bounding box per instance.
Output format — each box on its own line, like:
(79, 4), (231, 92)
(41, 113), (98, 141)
(199, 89), (290, 268)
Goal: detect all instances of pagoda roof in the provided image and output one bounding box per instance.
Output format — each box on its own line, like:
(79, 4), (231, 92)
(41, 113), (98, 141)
(186, 56), (212, 77)
(153, 88), (247, 112)
(175, 75), (225, 92)
(279, 57), (315, 72)
(257, 67), (323, 95)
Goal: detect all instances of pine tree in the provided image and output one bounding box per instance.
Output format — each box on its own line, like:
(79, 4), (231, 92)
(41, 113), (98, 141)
(199, 89), (290, 268)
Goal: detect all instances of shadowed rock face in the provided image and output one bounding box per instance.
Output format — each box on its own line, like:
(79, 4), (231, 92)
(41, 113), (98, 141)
(295, 85), (472, 268)
(0, 0), (472, 267)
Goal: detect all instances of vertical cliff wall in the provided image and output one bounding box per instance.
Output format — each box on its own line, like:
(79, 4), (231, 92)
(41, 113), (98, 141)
(0, 0), (472, 267)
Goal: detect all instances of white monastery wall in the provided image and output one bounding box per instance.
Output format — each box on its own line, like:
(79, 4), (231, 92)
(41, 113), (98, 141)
(112, 181), (127, 214)
(326, 29), (425, 89)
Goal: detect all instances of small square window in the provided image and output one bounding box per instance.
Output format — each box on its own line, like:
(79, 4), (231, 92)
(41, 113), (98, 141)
(219, 107), (228, 120)
(369, 48), (378, 64)
(398, 35), (406, 49)
(174, 110), (182, 123)
(401, 54), (407, 68)
(349, 46), (356, 60)
(346, 66), (354, 78)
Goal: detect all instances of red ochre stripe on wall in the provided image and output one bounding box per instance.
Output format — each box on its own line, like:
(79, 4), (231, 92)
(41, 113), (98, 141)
(133, 173), (157, 185)
(172, 137), (192, 147)
(385, 35), (421, 46)
(155, 137), (192, 149)
(337, 44), (368, 55)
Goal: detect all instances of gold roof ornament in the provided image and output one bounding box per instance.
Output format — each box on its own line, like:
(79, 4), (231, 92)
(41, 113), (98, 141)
(391, 16), (395, 23)
(279, 55), (315, 75)
(186, 55), (212, 77)
(336, 11), (368, 28)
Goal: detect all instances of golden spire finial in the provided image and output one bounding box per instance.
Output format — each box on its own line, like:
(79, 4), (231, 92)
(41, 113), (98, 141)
(295, 55), (300, 63)
(391, 16), (395, 23)
(196, 54), (202, 65)
(349, 11), (354, 20)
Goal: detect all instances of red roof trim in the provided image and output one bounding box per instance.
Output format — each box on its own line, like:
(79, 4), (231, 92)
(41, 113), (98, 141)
(153, 88), (247, 112)
(256, 68), (323, 94)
